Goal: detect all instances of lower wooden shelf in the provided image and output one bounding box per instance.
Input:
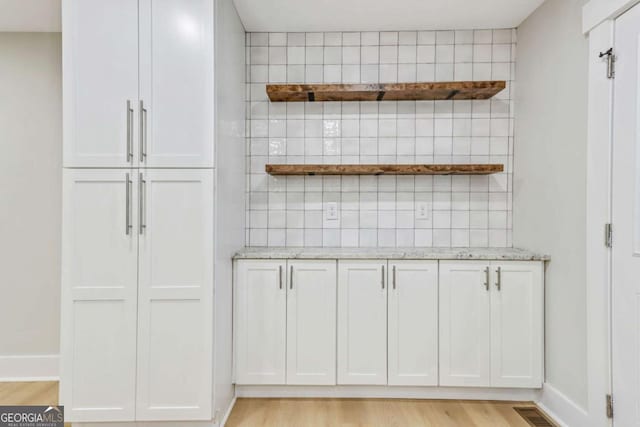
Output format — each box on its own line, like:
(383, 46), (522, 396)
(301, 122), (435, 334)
(265, 164), (504, 176)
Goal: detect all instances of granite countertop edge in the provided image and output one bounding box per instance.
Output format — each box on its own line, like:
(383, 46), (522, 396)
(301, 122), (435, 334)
(233, 247), (551, 261)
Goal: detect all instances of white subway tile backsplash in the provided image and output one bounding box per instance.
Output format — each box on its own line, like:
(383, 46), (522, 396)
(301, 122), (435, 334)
(246, 30), (515, 247)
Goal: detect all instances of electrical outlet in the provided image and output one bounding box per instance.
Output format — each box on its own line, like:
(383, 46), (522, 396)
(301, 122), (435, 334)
(416, 202), (430, 220)
(326, 202), (339, 220)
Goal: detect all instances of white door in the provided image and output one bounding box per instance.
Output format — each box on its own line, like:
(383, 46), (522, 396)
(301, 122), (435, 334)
(439, 261), (491, 387)
(235, 260), (287, 385)
(62, 0), (139, 167)
(136, 169), (213, 420)
(60, 170), (138, 422)
(612, 5), (640, 424)
(337, 261), (387, 385)
(388, 261), (438, 386)
(286, 260), (337, 385)
(490, 262), (543, 388)
(138, 0), (214, 167)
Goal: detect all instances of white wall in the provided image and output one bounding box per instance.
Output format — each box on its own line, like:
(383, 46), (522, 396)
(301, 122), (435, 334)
(213, 0), (246, 422)
(0, 32), (62, 379)
(514, 0), (589, 417)
(246, 29), (516, 248)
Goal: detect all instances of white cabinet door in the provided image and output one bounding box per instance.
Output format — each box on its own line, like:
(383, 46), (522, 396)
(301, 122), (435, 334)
(63, 0), (139, 167)
(490, 262), (543, 388)
(60, 170), (138, 422)
(337, 261), (388, 385)
(235, 260), (287, 385)
(388, 261), (438, 386)
(439, 261), (491, 387)
(138, 0), (214, 167)
(136, 169), (213, 420)
(286, 261), (337, 385)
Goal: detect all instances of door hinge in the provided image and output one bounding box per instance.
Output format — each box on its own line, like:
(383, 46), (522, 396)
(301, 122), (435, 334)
(605, 223), (613, 248)
(599, 48), (615, 79)
(606, 394), (614, 419)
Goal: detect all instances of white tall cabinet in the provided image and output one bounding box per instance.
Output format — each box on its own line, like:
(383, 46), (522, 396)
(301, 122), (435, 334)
(61, 0), (217, 423)
(63, 0), (214, 168)
(60, 170), (139, 422)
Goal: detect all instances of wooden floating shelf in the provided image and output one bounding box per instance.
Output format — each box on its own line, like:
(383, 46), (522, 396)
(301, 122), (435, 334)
(266, 164), (504, 176)
(266, 81), (506, 102)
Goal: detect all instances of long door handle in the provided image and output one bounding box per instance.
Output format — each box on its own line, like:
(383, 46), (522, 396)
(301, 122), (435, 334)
(381, 265), (385, 290)
(139, 173), (146, 234)
(392, 265), (396, 290)
(289, 265), (294, 290)
(483, 267), (490, 291)
(139, 100), (147, 162)
(279, 265), (283, 290)
(125, 173), (132, 235)
(495, 267), (502, 291)
(126, 100), (134, 162)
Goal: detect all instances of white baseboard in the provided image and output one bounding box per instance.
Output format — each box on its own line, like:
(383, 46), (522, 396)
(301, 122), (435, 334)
(536, 382), (589, 427)
(236, 385), (541, 401)
(220, 396), (236, 427)
(0, 355), (59, 381)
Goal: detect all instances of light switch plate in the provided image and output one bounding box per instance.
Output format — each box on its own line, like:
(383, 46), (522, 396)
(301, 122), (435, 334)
(326, 202), (339, 220)
(416, 202), (430, 220)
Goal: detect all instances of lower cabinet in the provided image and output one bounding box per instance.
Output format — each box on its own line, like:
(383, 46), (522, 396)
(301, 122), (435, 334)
(234, 260), (337, 385)
(234, 258), (543, 390)
(439, 261), (543, 388)
(388, 261), (439, 386)
(337, 261), (388, 385)
(287, 261), (337, 385)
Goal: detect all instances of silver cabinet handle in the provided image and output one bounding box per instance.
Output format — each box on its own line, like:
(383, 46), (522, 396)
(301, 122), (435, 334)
(125, 173), (132, 235)
(279, 265), (283, 289)
(290, 265), (294, 290)
(495, 266), (502, 291)
(381, 265), (385, 290)
(483, 266), (490, 291)
(139, 100), (147, 161)
(126, 100), (134, 162)
(139, 173), (146, 234)
(392, 265), (397, 289)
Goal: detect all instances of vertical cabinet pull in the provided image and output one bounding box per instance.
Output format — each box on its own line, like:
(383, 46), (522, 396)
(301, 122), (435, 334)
(139, 100), (147, 161)
(381, 265), (385, 290)
(392, 265), (396, 290)
(289, 265), (294, 290)
(126, 100), (133, 162)
(139, 173), (146, 235)
(495, 266), (502, 291)
(279, 265), (283, 289)
(125, 173), (132, 235)
(483, 266), (490, 291)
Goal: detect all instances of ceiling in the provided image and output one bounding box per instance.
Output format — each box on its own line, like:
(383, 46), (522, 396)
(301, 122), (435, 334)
(0, 0), (544, 33)
(0, 0), (60, 32)
(233, 0), (545, 32)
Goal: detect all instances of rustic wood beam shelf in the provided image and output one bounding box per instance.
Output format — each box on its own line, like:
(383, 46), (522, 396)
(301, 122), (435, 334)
(266, 81), (506, 102)
(266, 164), (504, 176)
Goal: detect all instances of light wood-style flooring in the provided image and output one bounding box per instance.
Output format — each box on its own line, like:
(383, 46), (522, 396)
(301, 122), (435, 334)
(0, 382), (555, 427)
(226, 397), (554, 427)
(0, 382), (70, 427)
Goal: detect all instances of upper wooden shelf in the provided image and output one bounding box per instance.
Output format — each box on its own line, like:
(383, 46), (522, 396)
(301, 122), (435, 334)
(266, 164), (504, 176)
(266, 81), (506, 102)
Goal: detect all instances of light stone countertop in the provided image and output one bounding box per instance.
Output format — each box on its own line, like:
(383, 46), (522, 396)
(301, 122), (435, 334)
(233, 247), (550, 261)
